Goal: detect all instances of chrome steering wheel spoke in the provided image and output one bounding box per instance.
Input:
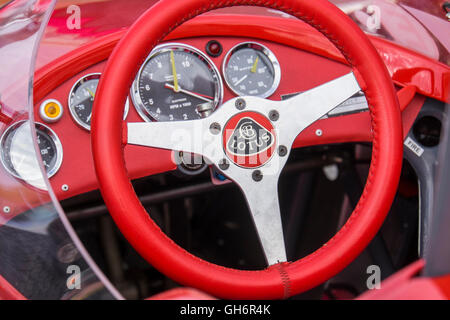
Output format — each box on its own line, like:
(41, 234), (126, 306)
(127, 118), (222, 161)
(217, 159), (288, 266)
(276, 72), (362, 147)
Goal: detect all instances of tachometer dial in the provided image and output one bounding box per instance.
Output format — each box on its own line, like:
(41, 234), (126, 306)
(131, 43), (223, 122)
(69, 73), (129, 131)
(223, 42), (280, 98)
(0, 121), (63, 189)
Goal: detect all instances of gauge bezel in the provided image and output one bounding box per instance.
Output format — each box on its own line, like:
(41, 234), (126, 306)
(131, 43), (224, 122)
(68, 73), (130, 131)
(0, 120), (63, 183)
(222, 42), (281, 98)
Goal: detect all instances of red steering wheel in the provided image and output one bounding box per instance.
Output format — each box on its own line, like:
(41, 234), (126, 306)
(91, 0), (403, 299)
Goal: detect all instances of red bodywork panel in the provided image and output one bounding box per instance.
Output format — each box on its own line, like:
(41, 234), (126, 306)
(358, 260), (450, 300)
(148, 288), (215, 300)
(0, 275), (26, 300)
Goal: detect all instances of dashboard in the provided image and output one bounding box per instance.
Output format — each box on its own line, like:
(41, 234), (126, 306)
(0, 13), (448, 221)
(5, 36), (355, 202)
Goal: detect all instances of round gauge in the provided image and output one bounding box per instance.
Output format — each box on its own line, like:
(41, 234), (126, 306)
(223, 42), (281, 98)
(131, 43), (223, 122)
(0, 121), (63, 189)
(69, 73), (129, 131)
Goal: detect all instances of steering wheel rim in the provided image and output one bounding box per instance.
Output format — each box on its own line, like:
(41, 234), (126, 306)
(91, 0), (403, 299)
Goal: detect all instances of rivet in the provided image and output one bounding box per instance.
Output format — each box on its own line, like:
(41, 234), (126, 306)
(209, 122), (221, 135)
(269, 110), (279, 121)
(218, 159), (230, 171)
(252, 170), (263, 182)
(235, 98), (246, 110)
(278, 145), (288, 157)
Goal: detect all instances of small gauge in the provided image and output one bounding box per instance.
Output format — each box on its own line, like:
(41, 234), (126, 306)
(0, 121), (63, 190)
(131, 43), (223, 122)
(68, 73), (129, 131)
(223, 42), (281, 98)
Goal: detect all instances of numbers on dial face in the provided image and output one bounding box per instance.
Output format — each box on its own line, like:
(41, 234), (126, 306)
(135, 46), (222, 122)
(69, 74), (129, 131)
(36, 129), (57, 172)
(0, 121), (63, 183)
(70, 78), (98, 129)
(223, 43), (280, 98)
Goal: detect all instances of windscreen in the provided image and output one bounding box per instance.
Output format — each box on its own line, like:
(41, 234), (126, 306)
(37, 0), (449, 68)
(0, 0), (120, 300)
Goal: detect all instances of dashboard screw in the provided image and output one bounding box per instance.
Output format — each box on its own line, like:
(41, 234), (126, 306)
(235, 98), (246, 110)
(61, 184), (69, 192)
(278, 145), (288, 157)
(209, 122), (221, 135)
(315, 129), (323, 137)
(269, 110), (279, 121)
(3, 206), (11, 214)
(252, 170), (263, 182)
(218, 159), (229, 171)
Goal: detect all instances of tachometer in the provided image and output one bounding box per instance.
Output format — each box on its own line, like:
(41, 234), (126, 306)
(223, 42), (280, 98)
(131, 43), (223, 122)
(0, 121), (63, 189)
(69, 73), (129, 131)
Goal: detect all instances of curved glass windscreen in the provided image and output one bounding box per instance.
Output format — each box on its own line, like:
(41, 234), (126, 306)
(0, 0), (120, 300)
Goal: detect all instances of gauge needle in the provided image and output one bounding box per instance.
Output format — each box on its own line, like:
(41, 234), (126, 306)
(87, 88), (96, 99)
(250, 56), (259, 73)
(170, 50), (180, 92)
(164, 83), (213, 102)
(85, 89), (96, 123)
(234, 74), (248, 86)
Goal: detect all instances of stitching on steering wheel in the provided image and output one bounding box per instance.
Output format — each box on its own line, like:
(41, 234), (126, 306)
(275, 263), (292, 299)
